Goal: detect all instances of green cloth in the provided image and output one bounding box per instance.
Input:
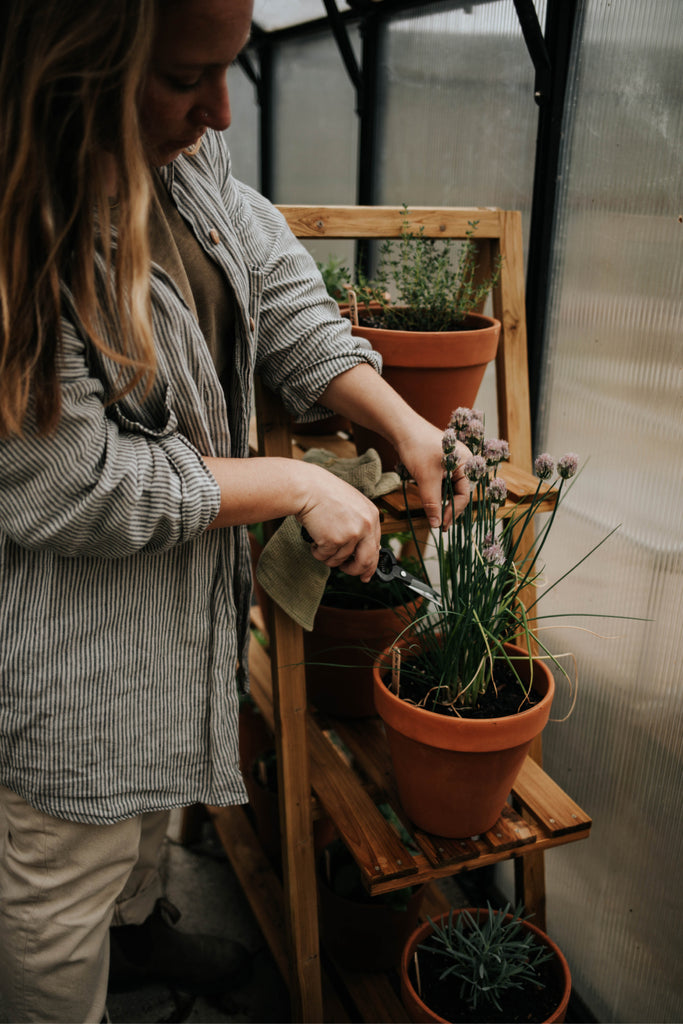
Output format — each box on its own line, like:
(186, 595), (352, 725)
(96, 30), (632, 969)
(255, 448), (400, 630)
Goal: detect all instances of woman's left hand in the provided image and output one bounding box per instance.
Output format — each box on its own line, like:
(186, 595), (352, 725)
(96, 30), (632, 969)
(393, 418), (471, 530)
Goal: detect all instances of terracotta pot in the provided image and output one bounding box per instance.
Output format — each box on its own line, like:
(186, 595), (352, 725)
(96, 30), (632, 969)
(304, 599), (420, 718)
(400, 910), (571, 1023)
(318, 860), (426, 973)
(372, 642), (554, 837)
(351, 312), (500, 470)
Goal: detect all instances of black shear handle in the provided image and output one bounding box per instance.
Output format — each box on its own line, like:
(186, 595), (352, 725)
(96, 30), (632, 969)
(375, 547), (400, 581)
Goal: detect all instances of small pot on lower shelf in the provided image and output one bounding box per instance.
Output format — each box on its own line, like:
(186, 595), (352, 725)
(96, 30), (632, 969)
(400, 907), (571, 1024)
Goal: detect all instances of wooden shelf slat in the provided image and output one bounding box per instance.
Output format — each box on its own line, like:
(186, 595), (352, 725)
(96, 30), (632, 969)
(483, 804), (538, 853)
(276, 204), (506, 240)
(207, 804), (291, 984)
(307, 721), (419, 887)
(324, 963), (411, 1024)
(512, 755), (592, 835)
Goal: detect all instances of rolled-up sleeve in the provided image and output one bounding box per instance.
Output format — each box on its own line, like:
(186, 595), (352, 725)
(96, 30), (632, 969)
(0, 322), (220, 558)
(229, 184), (382, 422)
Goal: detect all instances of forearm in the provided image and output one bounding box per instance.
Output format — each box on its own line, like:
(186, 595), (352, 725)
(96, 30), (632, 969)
(320, 363), (471, 526)
(202, 456), (313, 529)
(318, 363), (421, 450)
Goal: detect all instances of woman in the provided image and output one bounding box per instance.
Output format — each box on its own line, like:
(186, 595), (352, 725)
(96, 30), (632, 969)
(0, 1), (469, 1020)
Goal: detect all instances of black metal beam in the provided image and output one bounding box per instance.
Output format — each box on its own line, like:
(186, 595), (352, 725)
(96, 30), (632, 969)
(357, 13), (381, 205)
(523, 0), (583, 442)
(321, 0), (363, 106)
(236, 29), (274, 200)
(512, 0), (552, 105)
(257, 39), (274, 200)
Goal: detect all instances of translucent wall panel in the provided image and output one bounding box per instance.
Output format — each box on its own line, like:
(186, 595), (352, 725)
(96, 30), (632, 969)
(376, 1), (545, 426)
(223, 56), (260, 189)
(253, 0), (351, 33)
(529, 2), (683, 1021)
(271, 30), (360, 269)
(378, 2), (544, 218)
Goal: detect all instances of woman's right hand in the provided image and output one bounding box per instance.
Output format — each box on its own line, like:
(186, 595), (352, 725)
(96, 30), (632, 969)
(295, 462), (382, 583)
(203, 456), (382, 583)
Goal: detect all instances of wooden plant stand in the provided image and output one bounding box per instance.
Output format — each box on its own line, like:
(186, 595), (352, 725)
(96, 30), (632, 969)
(199, 208), (592, 1021)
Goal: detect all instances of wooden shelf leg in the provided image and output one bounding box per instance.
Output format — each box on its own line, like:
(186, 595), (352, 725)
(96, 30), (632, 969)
(269, 601), (323, 1022)
(514, 845), (547, 932)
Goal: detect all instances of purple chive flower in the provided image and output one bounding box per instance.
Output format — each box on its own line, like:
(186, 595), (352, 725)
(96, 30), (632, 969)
(464, 419), (485, 452)
(447, 407), (485, 446)
(486, 477), (508, 506)
(448, 407), (473, 432)
(442, 428), (458, 454)
(482, 542), (506, 567)
(534, 453), (555, 480)
(483, 531), (494, 546)
(442, 450), (460, 472)
(557, 453), (579, 479)
(463, 455), (487, 481)
(483, 438), (510, 466)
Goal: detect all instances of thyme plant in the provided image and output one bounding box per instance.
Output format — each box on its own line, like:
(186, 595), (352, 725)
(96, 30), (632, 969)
(353, 206), (501, 332)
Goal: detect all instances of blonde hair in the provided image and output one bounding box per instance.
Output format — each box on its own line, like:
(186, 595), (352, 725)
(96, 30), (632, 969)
(0, 0), (158, 436)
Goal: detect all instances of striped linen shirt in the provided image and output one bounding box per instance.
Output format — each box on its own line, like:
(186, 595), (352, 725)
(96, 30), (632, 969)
(0, 131), (381, 824)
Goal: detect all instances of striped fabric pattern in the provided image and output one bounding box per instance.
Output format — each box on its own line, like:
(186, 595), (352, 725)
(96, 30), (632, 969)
(0, 131), (380, 823)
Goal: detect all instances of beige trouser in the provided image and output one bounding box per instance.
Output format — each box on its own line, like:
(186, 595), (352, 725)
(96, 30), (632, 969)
(0, 785), (170, 1024)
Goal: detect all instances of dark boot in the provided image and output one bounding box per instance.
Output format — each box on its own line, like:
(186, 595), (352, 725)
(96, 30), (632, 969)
(108, 897), (251, 994)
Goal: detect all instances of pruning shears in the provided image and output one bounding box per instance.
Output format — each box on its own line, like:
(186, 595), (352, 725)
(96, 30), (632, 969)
(301, 526), (442, 607)
(374, 547), (442, 608)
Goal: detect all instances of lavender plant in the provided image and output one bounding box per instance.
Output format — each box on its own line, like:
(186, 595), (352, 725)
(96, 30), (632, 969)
(398, 407), (613, 713)
(417, 903), (554, 1013)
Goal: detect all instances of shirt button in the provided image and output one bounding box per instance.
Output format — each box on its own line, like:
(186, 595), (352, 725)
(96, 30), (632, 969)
(209, 229), (220, 244)
(249, 317), (256, 332)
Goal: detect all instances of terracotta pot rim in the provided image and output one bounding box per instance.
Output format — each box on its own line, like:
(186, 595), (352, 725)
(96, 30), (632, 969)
(315, 598), (419, 619)
(372, 640), (555, 752)
(351, 313), (500, 369)
(400, 909), (571, 1024)
(352, 311), (499, 337)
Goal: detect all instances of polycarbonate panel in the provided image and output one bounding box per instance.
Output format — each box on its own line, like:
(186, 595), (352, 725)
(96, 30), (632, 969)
(378, 1), (544, 217)
(223, 54), (261, 189)
(271, 29), (360, 268)
(528, 2), (683, 1021)
(374, 1), (545, 428)
(253, 0), (351, 33)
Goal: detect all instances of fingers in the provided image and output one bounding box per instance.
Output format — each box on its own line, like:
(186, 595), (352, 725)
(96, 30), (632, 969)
(397, 427), (472, 531)
(312, 534), (380, 581)
(298, 468), (381, 579)
(307, 534), (380, 581)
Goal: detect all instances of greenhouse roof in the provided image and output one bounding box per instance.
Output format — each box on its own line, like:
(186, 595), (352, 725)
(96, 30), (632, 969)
(252, 0), (352, 33)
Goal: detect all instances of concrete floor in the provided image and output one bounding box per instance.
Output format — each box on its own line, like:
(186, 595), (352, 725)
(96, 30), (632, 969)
(107, 812), (290, 1024)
